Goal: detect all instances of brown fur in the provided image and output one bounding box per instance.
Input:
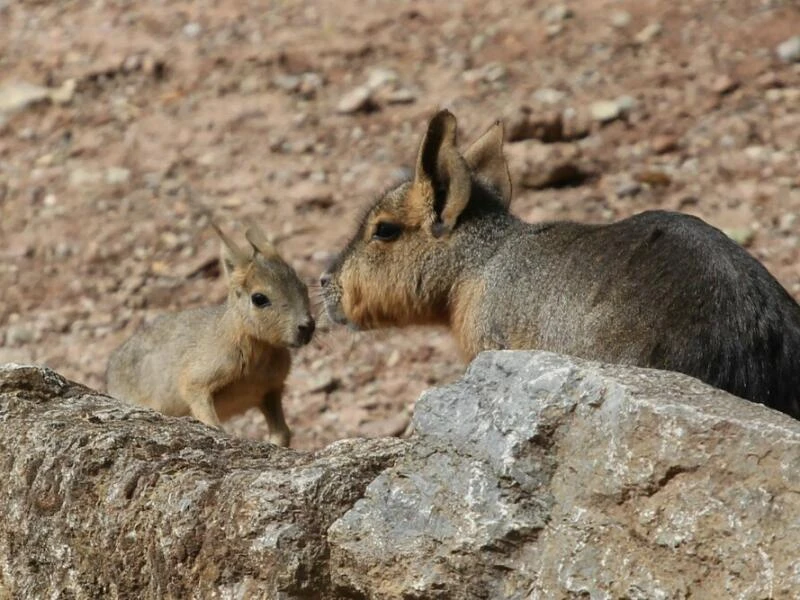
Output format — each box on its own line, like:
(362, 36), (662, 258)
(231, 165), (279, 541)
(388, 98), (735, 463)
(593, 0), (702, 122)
(107, 222), (314, 446)
(320, 109), (800, 418)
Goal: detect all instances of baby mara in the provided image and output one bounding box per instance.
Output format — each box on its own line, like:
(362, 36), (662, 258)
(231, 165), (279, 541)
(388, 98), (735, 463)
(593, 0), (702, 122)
(321, 109), (800, 419)
(107, 222), (314, 447)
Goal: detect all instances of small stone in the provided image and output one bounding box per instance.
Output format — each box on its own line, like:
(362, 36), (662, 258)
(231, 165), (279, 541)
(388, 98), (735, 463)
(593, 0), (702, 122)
(336, 86), (377, 114)
(543, 4), (573, 23)
(610, 10), (632, 28)
(744, 146), (770, 162)
(533, 87), (567, 105)
(635, 170), (672, 187)
(724, 228), (755, 247)
(183, 22), (202, 38)
(615, 180), (642, 198)
(652, 134), (679, 155)
(0, 81), (51, 115)
(50, 79), (76, 105)
(482, 63), (507, 83)
(308, 373), (341, 394)
(122, 54), (142, 73)
(273, 74), (301, 92)
(776, 35), (800, 63)
(105, 167), (131, 185)
(562, 107), (591, 140)
(615, 95), (637, 114)
(384, 88), (416, 104)
(298, 73), (323, 98)
(546, 24), (564, 38)
(712, 74), (739, 95)
(366, 68), (398, 91)
(69, 168), (102, 187)
(289, 181), (334, 211)
(635, 23), (662, 44)
(590, 100), (621, 123)
(505, 141), (594, 190)
(160, 232), (182, 250)
(36, 154), (54, 167)
(756, 72), (783, 89)
(778, 213), (797, 233)
(506, 106), (564, 143)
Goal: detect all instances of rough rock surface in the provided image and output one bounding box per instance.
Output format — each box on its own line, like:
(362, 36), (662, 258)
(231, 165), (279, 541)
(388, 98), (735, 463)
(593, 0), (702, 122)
(0, 364), (406, 599)
(329, 352), (800, 600)
(2, 353), (800, 599)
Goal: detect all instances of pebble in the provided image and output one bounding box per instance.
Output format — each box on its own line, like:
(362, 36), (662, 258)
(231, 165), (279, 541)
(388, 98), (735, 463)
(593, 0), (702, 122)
(506, 106), (564, 143)
(463, 63), (507, 84)
(610, 10), (632, 28)
(589, 100), (621, 122)
(562, 107), (591, 140)
(616, 180), (642, 198)
(533, 87), (567, 105)
(724, 227), (755, 247)
(711, 74), (739, 95)
(50, 79), (76, 105)
(385, 88), (416, 104)
(635, 170), (672, 187)
(776, 35), (800, 63)
(651, 134), (679, 154)
(366, 68), (398, 91)
(0, 81), (50, 115)
(308, 373), (341, 394)
(105, 167), (131, 185)
(336, 86), (376, 114)
(273, 74), (301, 92)
(183, 22), (202, 38)
(615, 95), (637, 114)
(69, 168), (103, 187)
(543, 4), (573, 23)
(635, 23), (662, 44)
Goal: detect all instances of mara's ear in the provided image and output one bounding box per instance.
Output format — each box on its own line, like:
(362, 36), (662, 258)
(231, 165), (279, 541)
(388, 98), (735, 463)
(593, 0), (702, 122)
(244, 221), (280, 261)
(211, 222), (247, 279)
(463, 120), (512, 208)
(410, 109), (472, 238)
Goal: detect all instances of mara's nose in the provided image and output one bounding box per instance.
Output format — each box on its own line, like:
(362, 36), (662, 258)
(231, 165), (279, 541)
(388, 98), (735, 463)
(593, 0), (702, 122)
(297, 319), (316, 345)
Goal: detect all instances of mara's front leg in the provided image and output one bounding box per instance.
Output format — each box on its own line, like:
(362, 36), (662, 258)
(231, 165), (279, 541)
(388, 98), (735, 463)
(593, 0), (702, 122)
(179, 379), (223, 430)
(260, 387), (291, 447)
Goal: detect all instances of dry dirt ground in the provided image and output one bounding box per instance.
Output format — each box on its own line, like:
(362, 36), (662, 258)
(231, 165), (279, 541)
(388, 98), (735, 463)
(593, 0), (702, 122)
(1, 0), (799, 450)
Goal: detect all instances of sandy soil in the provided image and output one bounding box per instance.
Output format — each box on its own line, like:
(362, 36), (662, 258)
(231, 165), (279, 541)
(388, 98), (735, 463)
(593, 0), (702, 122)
(1, 0), (799, 449)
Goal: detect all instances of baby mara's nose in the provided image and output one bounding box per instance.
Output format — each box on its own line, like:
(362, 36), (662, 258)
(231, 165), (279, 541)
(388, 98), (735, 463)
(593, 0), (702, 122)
(297, 319), (315, 345)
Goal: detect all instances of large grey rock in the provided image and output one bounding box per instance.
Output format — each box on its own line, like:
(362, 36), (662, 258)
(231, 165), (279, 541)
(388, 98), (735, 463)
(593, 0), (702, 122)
(329, 351), (800, 599)
(2, 353), (799, 599)
(0, 364), (406, 599)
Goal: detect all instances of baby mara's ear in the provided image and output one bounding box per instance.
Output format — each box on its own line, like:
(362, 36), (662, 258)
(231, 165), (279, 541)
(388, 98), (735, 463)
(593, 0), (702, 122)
(244, 220), (280, 261)
(463, 120), (511, 208)
(409, 109), (472, 238)
(212, 221), (248, 278)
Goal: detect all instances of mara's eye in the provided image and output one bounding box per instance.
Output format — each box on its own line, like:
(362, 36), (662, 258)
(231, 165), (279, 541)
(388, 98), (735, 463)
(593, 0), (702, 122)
(251, 293), (271, 308)
(372, 222), (402, 242)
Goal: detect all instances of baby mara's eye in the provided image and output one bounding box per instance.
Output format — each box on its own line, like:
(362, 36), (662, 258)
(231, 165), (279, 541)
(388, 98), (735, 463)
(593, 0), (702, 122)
(372, 222), (403, 242)
(251, 293), (271, 308)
